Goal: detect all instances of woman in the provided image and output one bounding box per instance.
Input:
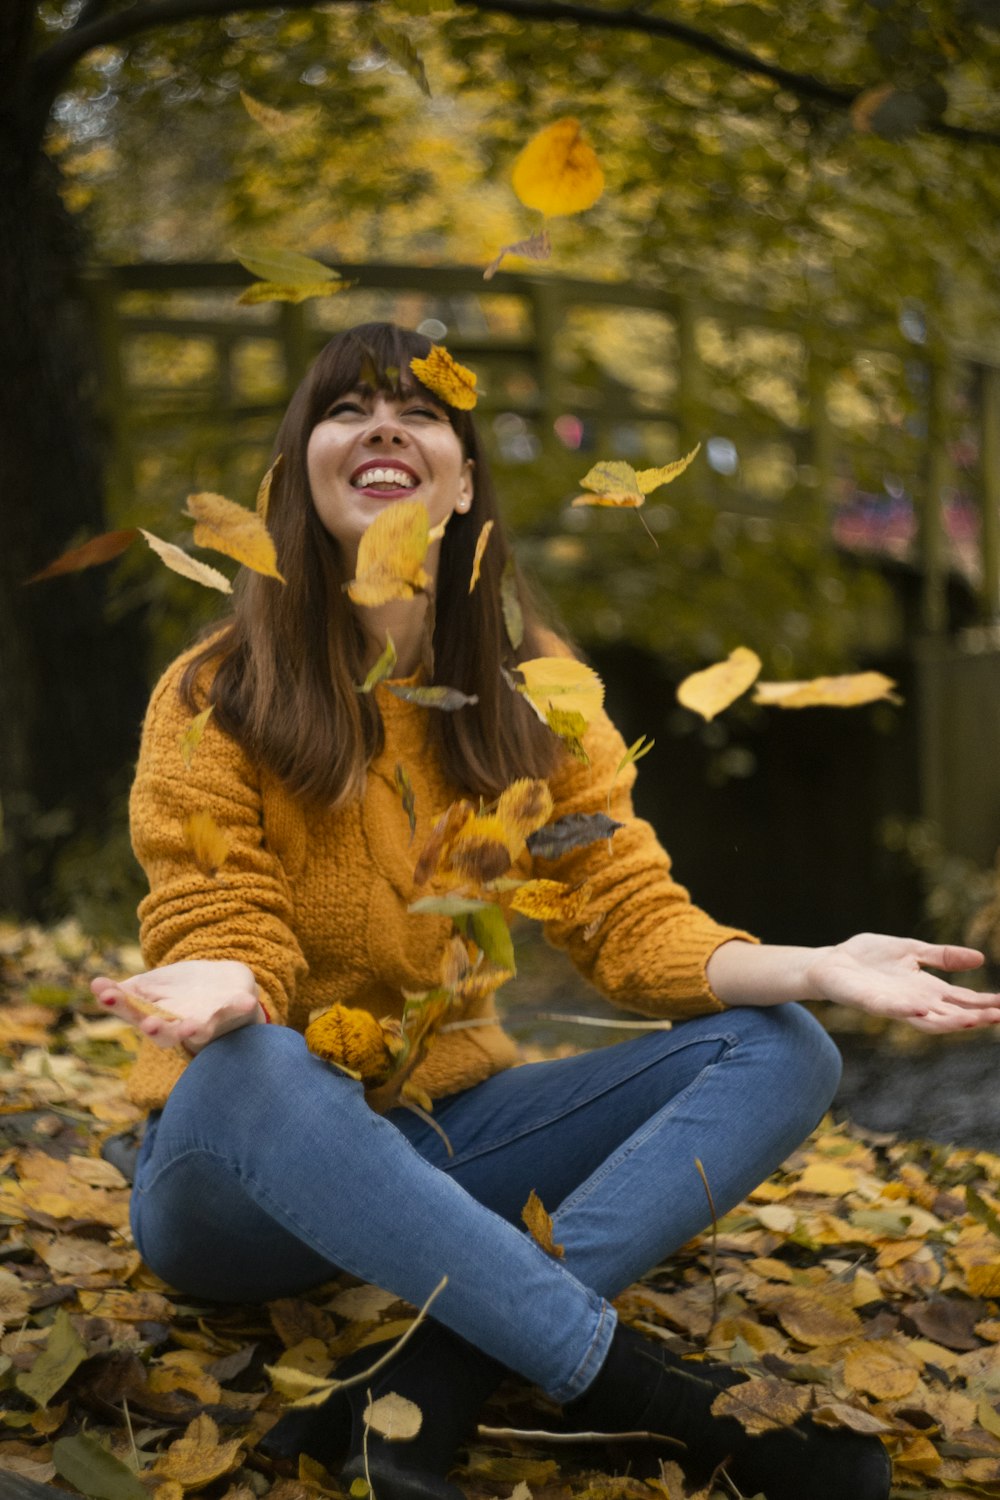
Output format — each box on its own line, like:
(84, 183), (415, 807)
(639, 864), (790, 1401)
(94, 322), (1000, 1500)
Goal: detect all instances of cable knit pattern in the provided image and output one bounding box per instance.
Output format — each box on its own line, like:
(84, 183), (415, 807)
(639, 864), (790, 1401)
(126, 643), (755, 1111)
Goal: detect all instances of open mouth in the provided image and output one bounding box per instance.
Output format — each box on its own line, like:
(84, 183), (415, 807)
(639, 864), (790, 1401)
(351, 465), (420, 496)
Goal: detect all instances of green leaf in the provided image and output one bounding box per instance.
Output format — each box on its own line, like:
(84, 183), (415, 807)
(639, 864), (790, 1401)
(607, 734), (654, 811)
(358, 633), (398, 693)
(370, 20), (432, 96)
(501, 559), (523, 651)
(233, 245), (341, 286)
(16, 1307), (88, 1408)
(966, 1185), (1000, 1241)
(469, 903), (516, 972)
(394, 761), (416, 840)
(408, 894), (493, 916)
(53, 1432), (149, 1500)
(385, 683), (478, 710)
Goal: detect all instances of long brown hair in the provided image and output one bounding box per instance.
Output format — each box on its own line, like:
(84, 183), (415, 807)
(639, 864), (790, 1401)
(181, 322), (565, 805)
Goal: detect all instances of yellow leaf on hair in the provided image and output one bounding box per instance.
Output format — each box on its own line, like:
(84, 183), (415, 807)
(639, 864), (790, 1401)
(676, 647), (762, 722)
(510, 879), (589, 922)
(178, 705), (214, 770)
(184, 811), (232, 878)
(140, 529), (232, 593)
(522, 1189), (564, 1258)
(409, 346), (478, 410)
(517, 657), (604, 726)
(348, 499), (431, 606)
(256, 454), (282, 520)
(752, 672), (901, 709)
(469, 519), (494, 593)
(186, 491), (284, 581)
(153, 1413), (244, 1488)
(511, 118), (604, 218)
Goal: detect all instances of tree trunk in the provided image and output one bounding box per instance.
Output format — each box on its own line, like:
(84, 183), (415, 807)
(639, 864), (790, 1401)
(0, 6), (149, 917)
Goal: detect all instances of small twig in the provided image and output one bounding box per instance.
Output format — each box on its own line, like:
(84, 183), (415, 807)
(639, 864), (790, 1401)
(711, 1460), (746, 1497)
(526, 1012), (673, 1030)
(694, 1156), (719, 1340)
(363, 1386), (374, 1498)
(477, 1424), (684, 1448)
(292, 1275), (448, 1401)
(123, 1397), (140, 1472)
(402, 1099), (454, 1157)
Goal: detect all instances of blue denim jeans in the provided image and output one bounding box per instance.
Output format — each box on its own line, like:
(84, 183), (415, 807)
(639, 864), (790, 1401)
(130, 1004), (840, 1402)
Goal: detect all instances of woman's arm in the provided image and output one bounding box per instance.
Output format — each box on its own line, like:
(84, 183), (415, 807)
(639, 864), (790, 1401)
(706, 933), (1000, 1033)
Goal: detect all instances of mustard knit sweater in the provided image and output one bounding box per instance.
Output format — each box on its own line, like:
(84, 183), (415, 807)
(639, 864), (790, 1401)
(126, 645), (755, 1111)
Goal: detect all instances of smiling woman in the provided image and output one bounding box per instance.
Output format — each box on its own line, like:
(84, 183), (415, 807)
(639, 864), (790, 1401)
(91, 320), (999, 1500)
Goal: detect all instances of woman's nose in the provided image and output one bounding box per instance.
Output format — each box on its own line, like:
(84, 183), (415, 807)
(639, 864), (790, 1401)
(365, 403), (407, 445)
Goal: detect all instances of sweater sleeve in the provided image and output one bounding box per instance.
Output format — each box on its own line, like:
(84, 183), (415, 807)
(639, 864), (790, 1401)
(538, 706), (757, 1018)
(129, 654), (308, 1026)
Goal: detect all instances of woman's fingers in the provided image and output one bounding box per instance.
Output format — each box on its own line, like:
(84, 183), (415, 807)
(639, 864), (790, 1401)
(913, 942), (985, 972)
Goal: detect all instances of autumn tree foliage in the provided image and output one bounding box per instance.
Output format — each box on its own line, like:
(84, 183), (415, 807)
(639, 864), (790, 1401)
(4, 0), (1000, 919)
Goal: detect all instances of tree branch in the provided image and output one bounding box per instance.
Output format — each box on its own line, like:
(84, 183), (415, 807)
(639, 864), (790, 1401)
(30, 0), (1000, 149)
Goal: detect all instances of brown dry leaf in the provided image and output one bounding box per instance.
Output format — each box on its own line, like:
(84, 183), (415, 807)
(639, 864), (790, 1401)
(710, 1375), (811, 1435)
(140, 530), (232, 593)
(184, 811), (232, 879)
(843, 1339), (922, 1400)
(676, 648), (762, 722)
(78, 1288), (174, 1321)
(811, 1402), (891, 1434)
(364, 1392), (423, 1440)
(752, 672), (901, 709)
(483, 228), (552, 281)
(185, 492), (284, 582)
(409, 347), (478, 411)
(510, 879), (590, 922)
(521, 1189), (564, 1258)
(153, 1413), (244, 1488)
(414, 799), (474, 886)
(444, 814), (515, 885)
(767, 1286), (863, 1345)
(26, 528), (138, 583)
(178, 706), (214, 771)
(967, 1263), (1000, 1298)
(511, 118), (604, 217)
(896, 1433), (942, 1474)
(794, 1160), (863, 1196)
(347, 499), (431, 605)
(495, 779), (554, 842)
(469, 519), (494, 593)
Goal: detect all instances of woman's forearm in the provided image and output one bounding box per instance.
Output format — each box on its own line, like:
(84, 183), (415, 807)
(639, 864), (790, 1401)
(706, 938), (831, 1008)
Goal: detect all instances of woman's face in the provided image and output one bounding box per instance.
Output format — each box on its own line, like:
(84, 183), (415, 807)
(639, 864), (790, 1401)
(306, 387), (474, 564)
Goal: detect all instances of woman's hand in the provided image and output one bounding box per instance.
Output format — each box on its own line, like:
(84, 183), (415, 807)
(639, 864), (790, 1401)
(708, 934), (1000, 1033)
(90, 960), (266, 1055)
(806, 935), (1000, 1033)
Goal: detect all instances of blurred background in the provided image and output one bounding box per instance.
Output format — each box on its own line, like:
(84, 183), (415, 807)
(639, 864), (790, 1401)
(6, 0), (1000, 1015)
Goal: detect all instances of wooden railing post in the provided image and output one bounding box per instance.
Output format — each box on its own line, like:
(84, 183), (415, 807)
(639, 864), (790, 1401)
(920, 358), (953, 637)
(981, 364), (1000, 625)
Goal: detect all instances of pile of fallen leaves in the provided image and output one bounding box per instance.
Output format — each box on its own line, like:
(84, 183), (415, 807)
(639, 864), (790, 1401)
(5, 921), (1000, 1500)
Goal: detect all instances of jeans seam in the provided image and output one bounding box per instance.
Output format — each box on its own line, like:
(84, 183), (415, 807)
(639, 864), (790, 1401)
(551, 1041), (737, 1221)
(550, 1297), (617, 1404)
(439, 1029), (741, 1170)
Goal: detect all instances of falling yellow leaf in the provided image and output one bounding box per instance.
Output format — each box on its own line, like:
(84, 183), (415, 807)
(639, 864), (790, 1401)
(516, 657), (605, 727)
(237, 280), (351, 306)
(152, 1413), (244, 1489)
(494, 779), (554, 841)
(510, 879), (589, 922)
(545, 707), (590, 763)
(409, 346), (478, 410)
(752, 673), (901, 709)
(469, 520), (494, 593)
(347, 499), (431, 606)
(178, 706), (214, 770)
(184, 811), (232, 878)
(522, 1189), (564, 1258)
(577, 458), (643, 500)
(511, 118), (604, 218)
(364, 1393), (423, 1440)
(140, 530), (232, 593)
(239, 90), (320, 138)
(256, 454), (282, 520)
(635, 445), (701, 493)
(26, 529), (138, 583)
(711, 1375), (811, 1435)
(234, 245), (342, 287)
(185, 492), (284, 581)
(676, 647), (762, 722)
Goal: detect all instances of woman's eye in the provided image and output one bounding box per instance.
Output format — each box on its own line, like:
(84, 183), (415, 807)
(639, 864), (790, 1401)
(324, 401), (364, 418)
(407, 406), (441, 419)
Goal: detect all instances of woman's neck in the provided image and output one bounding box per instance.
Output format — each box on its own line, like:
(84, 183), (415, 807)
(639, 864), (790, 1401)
(359, 594), (433, 678)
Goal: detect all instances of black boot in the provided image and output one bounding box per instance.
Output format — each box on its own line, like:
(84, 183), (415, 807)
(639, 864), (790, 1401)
(338, 1321), (506, 1500)
(565, 1324), (891, 1500)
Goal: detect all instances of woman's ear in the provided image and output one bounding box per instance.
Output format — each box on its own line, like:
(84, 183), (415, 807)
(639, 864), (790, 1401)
(456, 458), (475, 514)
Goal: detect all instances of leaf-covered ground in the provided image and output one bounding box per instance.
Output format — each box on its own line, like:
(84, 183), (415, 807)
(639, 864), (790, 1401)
(5, 921), (1000, 1500)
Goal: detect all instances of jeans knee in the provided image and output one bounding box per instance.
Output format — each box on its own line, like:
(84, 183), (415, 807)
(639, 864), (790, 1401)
(767, 1003), (842, 1112)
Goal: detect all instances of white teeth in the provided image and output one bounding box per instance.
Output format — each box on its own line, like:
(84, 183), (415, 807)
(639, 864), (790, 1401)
(353, 467), (417, 489)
